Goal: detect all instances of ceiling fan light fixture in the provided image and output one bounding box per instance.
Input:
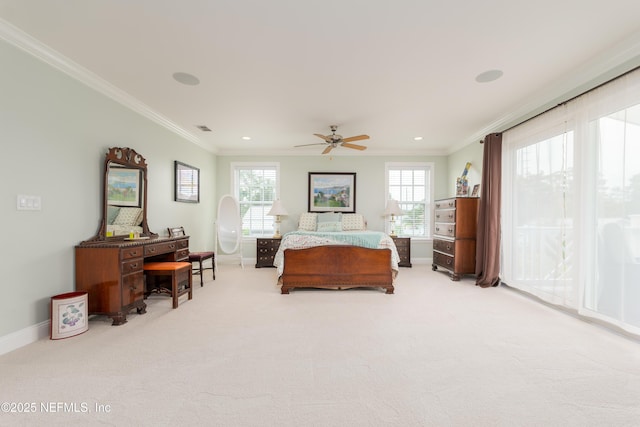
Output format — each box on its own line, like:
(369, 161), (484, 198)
(295, 125), (369, 154)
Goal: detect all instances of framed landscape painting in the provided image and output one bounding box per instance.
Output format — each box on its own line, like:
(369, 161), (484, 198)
(308, 172), (356, 213)
(107, 167), (141, 207)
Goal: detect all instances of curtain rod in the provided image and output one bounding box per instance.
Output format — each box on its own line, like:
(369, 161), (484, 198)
(480, 63), (640, 142)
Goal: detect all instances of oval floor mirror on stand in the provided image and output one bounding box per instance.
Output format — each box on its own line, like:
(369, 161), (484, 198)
(216, 194), (243, 268)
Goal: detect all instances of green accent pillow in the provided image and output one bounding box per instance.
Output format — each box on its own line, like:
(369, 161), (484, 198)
(316, 221), (343, 232)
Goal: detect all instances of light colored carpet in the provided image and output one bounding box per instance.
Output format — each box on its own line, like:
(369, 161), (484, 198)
(1, 264), (640, 427)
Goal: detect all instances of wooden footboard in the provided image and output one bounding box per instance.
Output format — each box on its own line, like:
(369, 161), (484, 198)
(280, 245), (394, 294)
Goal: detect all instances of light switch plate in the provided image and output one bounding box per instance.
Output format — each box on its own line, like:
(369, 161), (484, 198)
(17, 194), (42, 211)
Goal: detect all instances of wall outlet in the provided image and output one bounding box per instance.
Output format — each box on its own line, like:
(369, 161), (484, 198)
(17, 195), (42, 211)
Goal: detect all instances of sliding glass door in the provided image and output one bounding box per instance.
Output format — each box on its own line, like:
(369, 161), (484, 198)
(502, 69), (640, 334)
(588, 105), (640, 327)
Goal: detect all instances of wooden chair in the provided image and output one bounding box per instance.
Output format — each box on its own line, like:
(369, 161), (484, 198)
(168, 227), (215, 286)
(143, 262), (192, 309)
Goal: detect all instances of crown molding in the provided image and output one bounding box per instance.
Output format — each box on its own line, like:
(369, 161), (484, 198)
(0, 18), (215, 152)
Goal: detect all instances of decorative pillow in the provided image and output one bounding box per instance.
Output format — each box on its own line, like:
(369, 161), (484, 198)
(107, 205), (120, 225)
(298, 212), (318, 231)
(342, 213), (365, 231)
(113, 207), (143, 226)
(134, 208), (144, 226)
(316, 221), (343, 232)
(317, 212), (342, 223)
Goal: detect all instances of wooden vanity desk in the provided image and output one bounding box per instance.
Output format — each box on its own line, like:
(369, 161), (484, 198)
(75, 236), (189, 325)
(75, 147), (189, 325)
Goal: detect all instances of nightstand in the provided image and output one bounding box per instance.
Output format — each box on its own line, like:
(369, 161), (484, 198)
(255, 237), (281, 268)
(391, 237), (412, 267)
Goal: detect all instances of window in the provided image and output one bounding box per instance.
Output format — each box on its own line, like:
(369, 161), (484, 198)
(231, 163), (279, 237)
(385, 163), (433, 238)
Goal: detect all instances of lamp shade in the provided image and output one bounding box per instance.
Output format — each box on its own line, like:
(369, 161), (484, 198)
(267, 200), (288, 216)
(384, 199), (403, 216)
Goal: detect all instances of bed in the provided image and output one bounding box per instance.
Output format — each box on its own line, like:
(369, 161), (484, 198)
(273, 215), (400, 294)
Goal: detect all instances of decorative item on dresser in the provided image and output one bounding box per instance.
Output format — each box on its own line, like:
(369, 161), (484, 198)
(432, 197), (479, 281)
(391, 236), (412, 267)
(256, 237), (281, 268)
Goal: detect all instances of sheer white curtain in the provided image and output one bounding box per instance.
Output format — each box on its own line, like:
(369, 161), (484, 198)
(502, 68), (640, 334)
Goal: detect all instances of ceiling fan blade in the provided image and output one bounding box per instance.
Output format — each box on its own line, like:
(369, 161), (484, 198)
(322, 145), (333, 155)
(314, 133), (331, 141)
(294, 143), (327, 147)
(341, 142), (367, 151)
(341, 134), (369, 143)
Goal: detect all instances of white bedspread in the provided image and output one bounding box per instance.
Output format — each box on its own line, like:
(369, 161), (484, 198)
(273, 230), (400, 276)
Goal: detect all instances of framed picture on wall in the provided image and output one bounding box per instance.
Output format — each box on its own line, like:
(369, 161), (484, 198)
(308, 172), (356, 213)
(175, 161), (200, 203)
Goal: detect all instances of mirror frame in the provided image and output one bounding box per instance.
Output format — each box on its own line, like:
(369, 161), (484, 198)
(90, 147), (156, 241)
(216, 194), (241, 254)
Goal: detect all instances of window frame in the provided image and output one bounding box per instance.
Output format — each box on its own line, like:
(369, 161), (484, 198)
(385, 162), (434, 239)
(230, 162), (281, 238)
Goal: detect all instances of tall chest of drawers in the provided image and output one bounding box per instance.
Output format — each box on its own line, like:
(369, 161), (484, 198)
(432, 197), (479, 281)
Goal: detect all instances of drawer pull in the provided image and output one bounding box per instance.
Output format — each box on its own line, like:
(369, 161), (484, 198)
(169, 244), (176, 249)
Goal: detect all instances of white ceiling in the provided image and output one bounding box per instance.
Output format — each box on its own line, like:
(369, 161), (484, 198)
(2, 1), (640, 156)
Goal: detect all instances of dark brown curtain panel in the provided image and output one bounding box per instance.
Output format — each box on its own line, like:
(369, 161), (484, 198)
(476, 133), (502, 287)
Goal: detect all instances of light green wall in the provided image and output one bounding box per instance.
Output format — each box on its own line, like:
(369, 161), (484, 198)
(0, 40), (216, 338)
(216, 154), (449, 260)
(0, 34), (483, 343)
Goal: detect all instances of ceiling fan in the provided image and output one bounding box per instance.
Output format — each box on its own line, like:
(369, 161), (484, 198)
(295, 125), (369, 154)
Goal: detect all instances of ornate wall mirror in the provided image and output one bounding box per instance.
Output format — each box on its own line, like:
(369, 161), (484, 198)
(90, 147), (155, 241)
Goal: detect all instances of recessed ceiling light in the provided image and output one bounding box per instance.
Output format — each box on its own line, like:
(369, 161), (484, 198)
(413, 136), (423, 141)
(475, 69), (503, 83)
(173, 72), (200, 86)
(242, 136), (251, 140)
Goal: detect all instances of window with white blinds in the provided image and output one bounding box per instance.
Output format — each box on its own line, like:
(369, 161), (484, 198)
(231, 163), (279, 237)
(385, 163), (433, 238)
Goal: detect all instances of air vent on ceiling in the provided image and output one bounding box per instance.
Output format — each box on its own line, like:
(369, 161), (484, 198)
(196, 125), (212, 132)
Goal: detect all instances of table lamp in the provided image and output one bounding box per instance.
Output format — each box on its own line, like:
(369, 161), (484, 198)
(384, 199), (404, 237)
(267, 200), (288, 238)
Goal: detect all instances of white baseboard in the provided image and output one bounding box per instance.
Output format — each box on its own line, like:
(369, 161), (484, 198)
(0, 320), (50, 356)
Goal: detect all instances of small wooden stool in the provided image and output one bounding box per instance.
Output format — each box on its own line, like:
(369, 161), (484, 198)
(143, 262), (192, 309)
